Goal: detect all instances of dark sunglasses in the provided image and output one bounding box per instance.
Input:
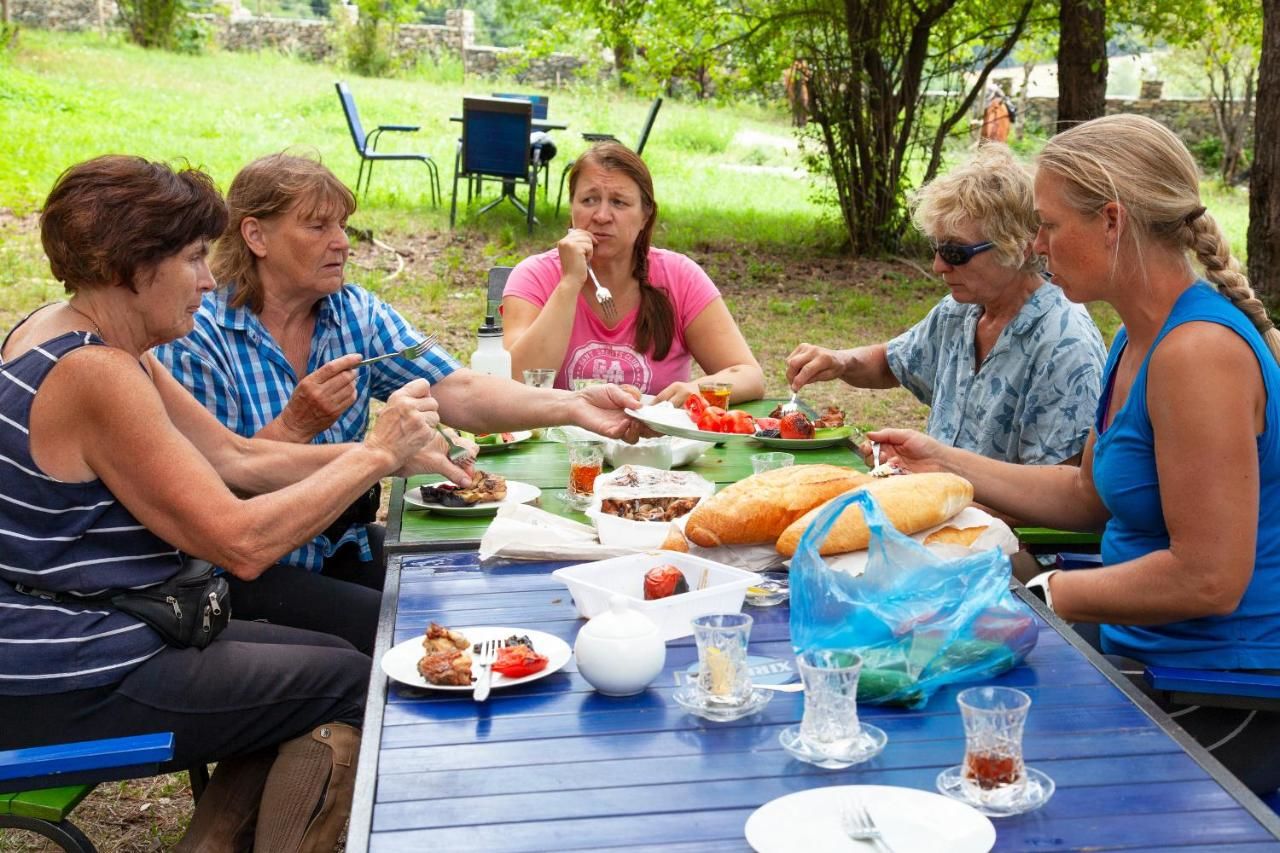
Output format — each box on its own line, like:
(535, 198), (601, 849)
(930, 240), (995, 266)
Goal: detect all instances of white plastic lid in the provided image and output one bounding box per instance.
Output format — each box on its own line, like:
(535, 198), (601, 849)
(580, 594), (661, 641)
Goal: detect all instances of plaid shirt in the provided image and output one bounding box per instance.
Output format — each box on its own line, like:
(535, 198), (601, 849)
(154, 283), (459, 571)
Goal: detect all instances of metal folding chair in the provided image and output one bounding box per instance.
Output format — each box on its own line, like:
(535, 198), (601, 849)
(450, 97), (540, 234)
(335, 81), (441, 207)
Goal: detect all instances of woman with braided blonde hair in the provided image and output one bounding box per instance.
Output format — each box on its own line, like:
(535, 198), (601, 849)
(862, 114), (1280, 792)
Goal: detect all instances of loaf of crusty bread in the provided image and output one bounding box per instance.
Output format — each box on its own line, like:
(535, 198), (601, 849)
(684, 464), (871, 547)
(923, 524), (989, 547)
(775, 473), (974, 556)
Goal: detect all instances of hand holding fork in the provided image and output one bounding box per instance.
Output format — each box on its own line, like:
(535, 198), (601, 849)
(564, 227), (617, 320)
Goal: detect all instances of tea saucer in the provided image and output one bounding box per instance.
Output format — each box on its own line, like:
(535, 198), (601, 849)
(778, 723), (888, 769)
(935, 765), (1055, 816)
(672, 683), (772, 722)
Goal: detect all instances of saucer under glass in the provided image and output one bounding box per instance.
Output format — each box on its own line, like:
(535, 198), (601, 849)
(672, 683), (772, 722)
(935, 765), (1055, 816)
(778, 722), (888, 769)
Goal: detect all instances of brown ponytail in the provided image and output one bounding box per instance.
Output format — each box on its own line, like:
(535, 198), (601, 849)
(568, 141), (676, 359)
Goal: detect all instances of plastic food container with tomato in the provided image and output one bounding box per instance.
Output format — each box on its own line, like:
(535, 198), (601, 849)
(552, 552), (757, 640)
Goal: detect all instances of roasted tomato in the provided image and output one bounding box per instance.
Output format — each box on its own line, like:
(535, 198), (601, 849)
(697, 406), (728, 432)
(779, 411), (816, 440)
(754, 416), (781, 432)
(643, 565), (690, 600)
(492, 644), (549, 678)
(724, 410), (756, 434)
(683, 393), (708, 419)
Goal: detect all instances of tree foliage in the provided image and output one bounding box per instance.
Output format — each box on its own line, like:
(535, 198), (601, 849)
(117, 0), (188, 49)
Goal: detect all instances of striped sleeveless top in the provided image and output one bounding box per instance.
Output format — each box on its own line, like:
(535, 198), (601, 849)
(0, 331), (180, 695)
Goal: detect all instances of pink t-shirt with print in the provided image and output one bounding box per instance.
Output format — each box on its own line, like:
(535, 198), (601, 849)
(504, 247), (721, 394)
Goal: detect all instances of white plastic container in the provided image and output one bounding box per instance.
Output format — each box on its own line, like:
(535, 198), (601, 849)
(470, 316), (511, 377)
(552, 552), (757, 641)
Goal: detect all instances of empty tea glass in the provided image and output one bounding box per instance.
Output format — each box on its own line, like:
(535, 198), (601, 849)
(564, 439), (604, 510)
(523, 369), (556, 438)
(778, 649), (887, 769)
(936, 685), (1055, 815)
(751, 452), (795, 475)
(698, 381), (733, 409)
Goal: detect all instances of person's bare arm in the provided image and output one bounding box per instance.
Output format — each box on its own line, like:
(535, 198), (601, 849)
(1048, 322), (1263, 624)
(503, 232), (593, 379)
(651, 298), (765, 406)
(787, 342), (900, 391)
(34, 348), (436, 579)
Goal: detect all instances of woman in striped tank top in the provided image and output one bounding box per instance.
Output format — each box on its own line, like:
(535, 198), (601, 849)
(0, 156), (455, 850)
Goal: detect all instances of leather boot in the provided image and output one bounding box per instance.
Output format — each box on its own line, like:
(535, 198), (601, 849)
(254, 723), (361, 853)
(174, 749), (276, 853)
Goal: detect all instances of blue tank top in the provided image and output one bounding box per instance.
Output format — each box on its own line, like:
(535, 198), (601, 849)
(0, 331), (181, 695)
(1093, 283), (1280, 668)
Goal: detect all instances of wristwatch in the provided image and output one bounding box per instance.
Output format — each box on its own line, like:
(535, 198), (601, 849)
(1024, 569), (1061, 611)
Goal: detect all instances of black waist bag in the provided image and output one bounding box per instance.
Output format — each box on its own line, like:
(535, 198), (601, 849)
(109, 557), (231, 649)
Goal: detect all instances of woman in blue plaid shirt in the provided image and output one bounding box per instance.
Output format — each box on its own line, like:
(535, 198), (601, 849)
(155, 153), (643, 653)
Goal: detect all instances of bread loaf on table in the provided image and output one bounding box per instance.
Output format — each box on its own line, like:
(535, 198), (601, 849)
(775, 473), (974, 556)
(684, 464), (871, 547)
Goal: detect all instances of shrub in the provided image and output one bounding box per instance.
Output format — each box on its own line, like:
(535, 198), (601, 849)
(118, 0), (187, 49)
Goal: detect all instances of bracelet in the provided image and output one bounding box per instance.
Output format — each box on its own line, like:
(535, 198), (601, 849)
(1025, 569), (1061, 611)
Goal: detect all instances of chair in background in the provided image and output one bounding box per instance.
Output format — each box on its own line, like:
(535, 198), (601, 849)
(451, 97), (540, 235)
(491, 94), (554, 191)
(486, 266), (513, 324)
(556, 96), (664, 216)
(335, 82), (441, 207)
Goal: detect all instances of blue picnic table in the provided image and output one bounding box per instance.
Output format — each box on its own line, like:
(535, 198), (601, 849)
(347, 550), (1280, 852)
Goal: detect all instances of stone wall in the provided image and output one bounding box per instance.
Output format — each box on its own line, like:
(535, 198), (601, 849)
(11, 0), (115, 31)
(1018, 95), (1252, 147)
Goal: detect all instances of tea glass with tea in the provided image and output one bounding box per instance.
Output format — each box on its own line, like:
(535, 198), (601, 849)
(564, 439), (604, 510)
(778, 649), (887, 768)
(936, 685), (1055, 815)
(672, 614), (771, 722)
(698, 381), (733, 409)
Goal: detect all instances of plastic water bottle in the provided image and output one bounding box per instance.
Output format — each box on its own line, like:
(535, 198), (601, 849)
(469, 315), (512, 378)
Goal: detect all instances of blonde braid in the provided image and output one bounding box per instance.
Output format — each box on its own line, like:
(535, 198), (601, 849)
(1185, 212), (1280, 366)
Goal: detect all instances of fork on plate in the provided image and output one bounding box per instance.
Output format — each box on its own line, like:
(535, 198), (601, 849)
(357, 333), (439, 367)
(472, 639), (501, 702)
(585, 265), (617, 321)
(840, 800), (895, 852)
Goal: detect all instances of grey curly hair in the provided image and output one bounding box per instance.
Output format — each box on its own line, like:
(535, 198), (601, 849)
(1037, 114), (1280, 365)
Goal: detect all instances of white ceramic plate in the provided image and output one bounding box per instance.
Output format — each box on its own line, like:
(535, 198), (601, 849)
(473, 430), (534, 455)
(380, 625), (572, 692)
(404, 480), (541, 517)
(626, 407), (756, 444)
(744, 784), (995, 853)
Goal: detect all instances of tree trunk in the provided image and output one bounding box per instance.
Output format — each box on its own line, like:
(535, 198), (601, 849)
(2, 0), (9, 25)
(1249, 0), (1280, 309)
(1056, 0), (1108, 132)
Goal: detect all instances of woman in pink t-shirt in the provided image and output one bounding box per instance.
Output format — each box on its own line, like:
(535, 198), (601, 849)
(502, 142), (763, 405)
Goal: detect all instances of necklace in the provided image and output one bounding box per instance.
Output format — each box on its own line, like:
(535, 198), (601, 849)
(65, 302), (104, 341)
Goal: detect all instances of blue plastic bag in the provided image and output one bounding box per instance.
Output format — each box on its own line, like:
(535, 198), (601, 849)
(790, 489), (1038, 708)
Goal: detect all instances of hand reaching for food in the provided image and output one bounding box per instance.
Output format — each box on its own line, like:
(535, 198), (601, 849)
(366, 379), (440, 470)
(650, 380), (699, 407)
(572, 383), (646, 443)
(785, 343), (847, 390)
(861, 427), (950, 474)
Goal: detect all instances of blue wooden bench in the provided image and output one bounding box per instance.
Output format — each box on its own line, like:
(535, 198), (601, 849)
(0, 733), (193, 852)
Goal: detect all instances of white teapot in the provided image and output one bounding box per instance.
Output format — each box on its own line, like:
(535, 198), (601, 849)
(574, 595), (666, 696)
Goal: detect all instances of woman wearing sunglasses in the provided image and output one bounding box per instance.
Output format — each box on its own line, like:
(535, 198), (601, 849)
(787, 144), (1106, 466)
(866, 114), (1280, 795)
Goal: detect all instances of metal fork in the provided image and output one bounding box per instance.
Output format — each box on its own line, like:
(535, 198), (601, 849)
(779, 389), (819, 419)
(586, 265), (617, 321)
(840, 800), (895, 852)
(357, 333), (439, 367)
(472, 639), (500, 702)
(436, 426), (473, 465)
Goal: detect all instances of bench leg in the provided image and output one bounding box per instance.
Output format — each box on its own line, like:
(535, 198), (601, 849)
(0, 814), (96, 853)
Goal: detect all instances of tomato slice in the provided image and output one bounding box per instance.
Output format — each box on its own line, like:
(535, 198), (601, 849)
(683, 394), (708, 419)
(697, 406), (728, 432)
(724, 410), (756, 434)
(754, 417), (780, 432)
(492, 644), (549, 678)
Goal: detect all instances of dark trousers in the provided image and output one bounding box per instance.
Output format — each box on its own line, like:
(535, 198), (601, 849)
(1073, 622), (1280, 794)
(0, 621), (367, 767)
(226, 524), (386, 655)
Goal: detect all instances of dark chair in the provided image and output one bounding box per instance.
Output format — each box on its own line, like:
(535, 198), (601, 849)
(335, 81), (441, 207)
(486, 266), (513, 324)
(451, 97), (540, 235)
(556, 96), (663, 216)
(491, 94), (554, 193)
